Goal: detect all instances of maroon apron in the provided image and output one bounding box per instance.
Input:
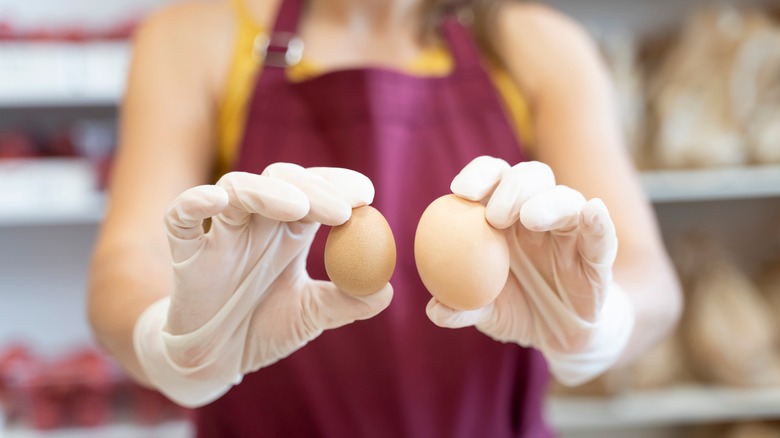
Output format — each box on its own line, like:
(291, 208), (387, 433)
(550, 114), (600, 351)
(196, 1), (552, 436)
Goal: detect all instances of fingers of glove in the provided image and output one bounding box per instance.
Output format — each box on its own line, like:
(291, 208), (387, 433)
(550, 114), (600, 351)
(165, 185), (229, 262)
(485, 162), (557, 229)
(262, 163), (352, 226)
(215, 171), (310, 225)
(450, 156), (510, 202)
(304, 282), (394, 331)
(519, 185), (587, 232)
(425, 298), (492, 329)
(307, 167), (375, 208)
(166, 185), (229, 240)
(578, 198), (618, 266)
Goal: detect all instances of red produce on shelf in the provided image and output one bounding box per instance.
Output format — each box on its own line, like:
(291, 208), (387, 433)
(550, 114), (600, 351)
(0, 131), (40, 159)
(2, 346), (122, 430)
(0, 22), (12, 39)
(103, 20), (139, 40)
(0, 344), (36, 416)
(0, 20), (139, 42)
(46, 129), (79, 158)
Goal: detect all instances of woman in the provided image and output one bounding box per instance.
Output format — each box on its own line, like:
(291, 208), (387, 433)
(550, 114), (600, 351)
(88, 0), (682, 436)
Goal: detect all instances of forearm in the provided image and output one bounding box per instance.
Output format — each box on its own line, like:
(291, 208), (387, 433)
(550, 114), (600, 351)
(88, 242), (173, 385)
(612, 246), (683, 368)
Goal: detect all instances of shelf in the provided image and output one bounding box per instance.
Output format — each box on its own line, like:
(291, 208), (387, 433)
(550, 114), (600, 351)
(0, 191), (107, 226)
(4, 420), (191, 438)
(11, 387), (779, 435)
(0, 97), (121, 109)
(547, 385), (780, 431)
(641, 165), (780, 203)
(0, 159), (106, 226)
(0, 165), (778, 227)
(0, 42), (129, 108)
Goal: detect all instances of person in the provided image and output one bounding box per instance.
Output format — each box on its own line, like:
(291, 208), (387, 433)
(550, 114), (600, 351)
(87, 0), (683, 436)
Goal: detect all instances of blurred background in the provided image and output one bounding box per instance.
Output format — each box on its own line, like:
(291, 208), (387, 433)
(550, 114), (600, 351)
(0, 0), (779, 437)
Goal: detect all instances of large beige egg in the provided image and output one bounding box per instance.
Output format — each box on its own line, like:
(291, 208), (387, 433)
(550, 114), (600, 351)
(324, 206), (396, 296)
(414, 194), (510, 311)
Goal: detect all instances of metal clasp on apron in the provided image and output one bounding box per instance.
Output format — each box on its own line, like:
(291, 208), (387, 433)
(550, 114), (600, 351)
(254, 32), (304, 68)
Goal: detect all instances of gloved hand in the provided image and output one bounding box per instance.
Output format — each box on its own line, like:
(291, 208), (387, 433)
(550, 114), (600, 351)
(134, 164), (393, 408)
(426, 156), (635, 386)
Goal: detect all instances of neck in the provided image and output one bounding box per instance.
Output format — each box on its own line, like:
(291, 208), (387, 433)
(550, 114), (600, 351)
(309, 0), (426, 38)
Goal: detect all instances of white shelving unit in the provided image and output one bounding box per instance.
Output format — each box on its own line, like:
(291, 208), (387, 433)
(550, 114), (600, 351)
(0, 158), (107, 226)
(0, 192), (106, 227)
(544, 1), (780, 437)
(640, 165), (780, 203)
(0, 42), (130, 108)
(0, 161), (103, 227)
(4, 420), (191, 438)
(0, 3), (172, 437)
(547, 386), (780, 432)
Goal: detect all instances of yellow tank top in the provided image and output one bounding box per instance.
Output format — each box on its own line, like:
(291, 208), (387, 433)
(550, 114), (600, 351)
(216, 0), (534, 176)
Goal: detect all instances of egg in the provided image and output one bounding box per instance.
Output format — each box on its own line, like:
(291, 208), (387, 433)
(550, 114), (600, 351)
(324, 206), (396, 296)
(414, 194), (510, 311)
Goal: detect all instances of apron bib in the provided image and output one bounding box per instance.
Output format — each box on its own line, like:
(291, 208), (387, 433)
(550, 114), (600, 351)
(197, 1), (552, 436)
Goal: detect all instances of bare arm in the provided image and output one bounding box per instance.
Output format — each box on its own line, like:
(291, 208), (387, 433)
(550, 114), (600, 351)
(493, 3), (683, 366)
(87, 2), (234, 382)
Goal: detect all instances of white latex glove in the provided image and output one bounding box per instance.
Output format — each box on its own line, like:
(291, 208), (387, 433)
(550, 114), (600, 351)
(426, 156), (635, 386)
(134, 164), (393, 408)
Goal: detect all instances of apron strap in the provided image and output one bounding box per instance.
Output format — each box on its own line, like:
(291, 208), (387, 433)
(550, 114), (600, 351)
(270, 0), (302, 34)
(256, 0), (304, 83)
(441, 17), (486, 76)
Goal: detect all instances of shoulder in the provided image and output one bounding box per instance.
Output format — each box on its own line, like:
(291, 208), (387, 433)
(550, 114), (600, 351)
(493, 2), (591, 41)
(490, 2), (608, 100)
(130, 1), (237, 101)
(138, 0), (281, 37)
(130, 0), (283, 101)
(134, 1), (235, 52)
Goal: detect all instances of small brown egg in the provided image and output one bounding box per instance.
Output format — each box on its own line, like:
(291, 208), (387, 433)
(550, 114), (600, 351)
(414, 194), (510, 311)
(324, 206), (396, 296)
